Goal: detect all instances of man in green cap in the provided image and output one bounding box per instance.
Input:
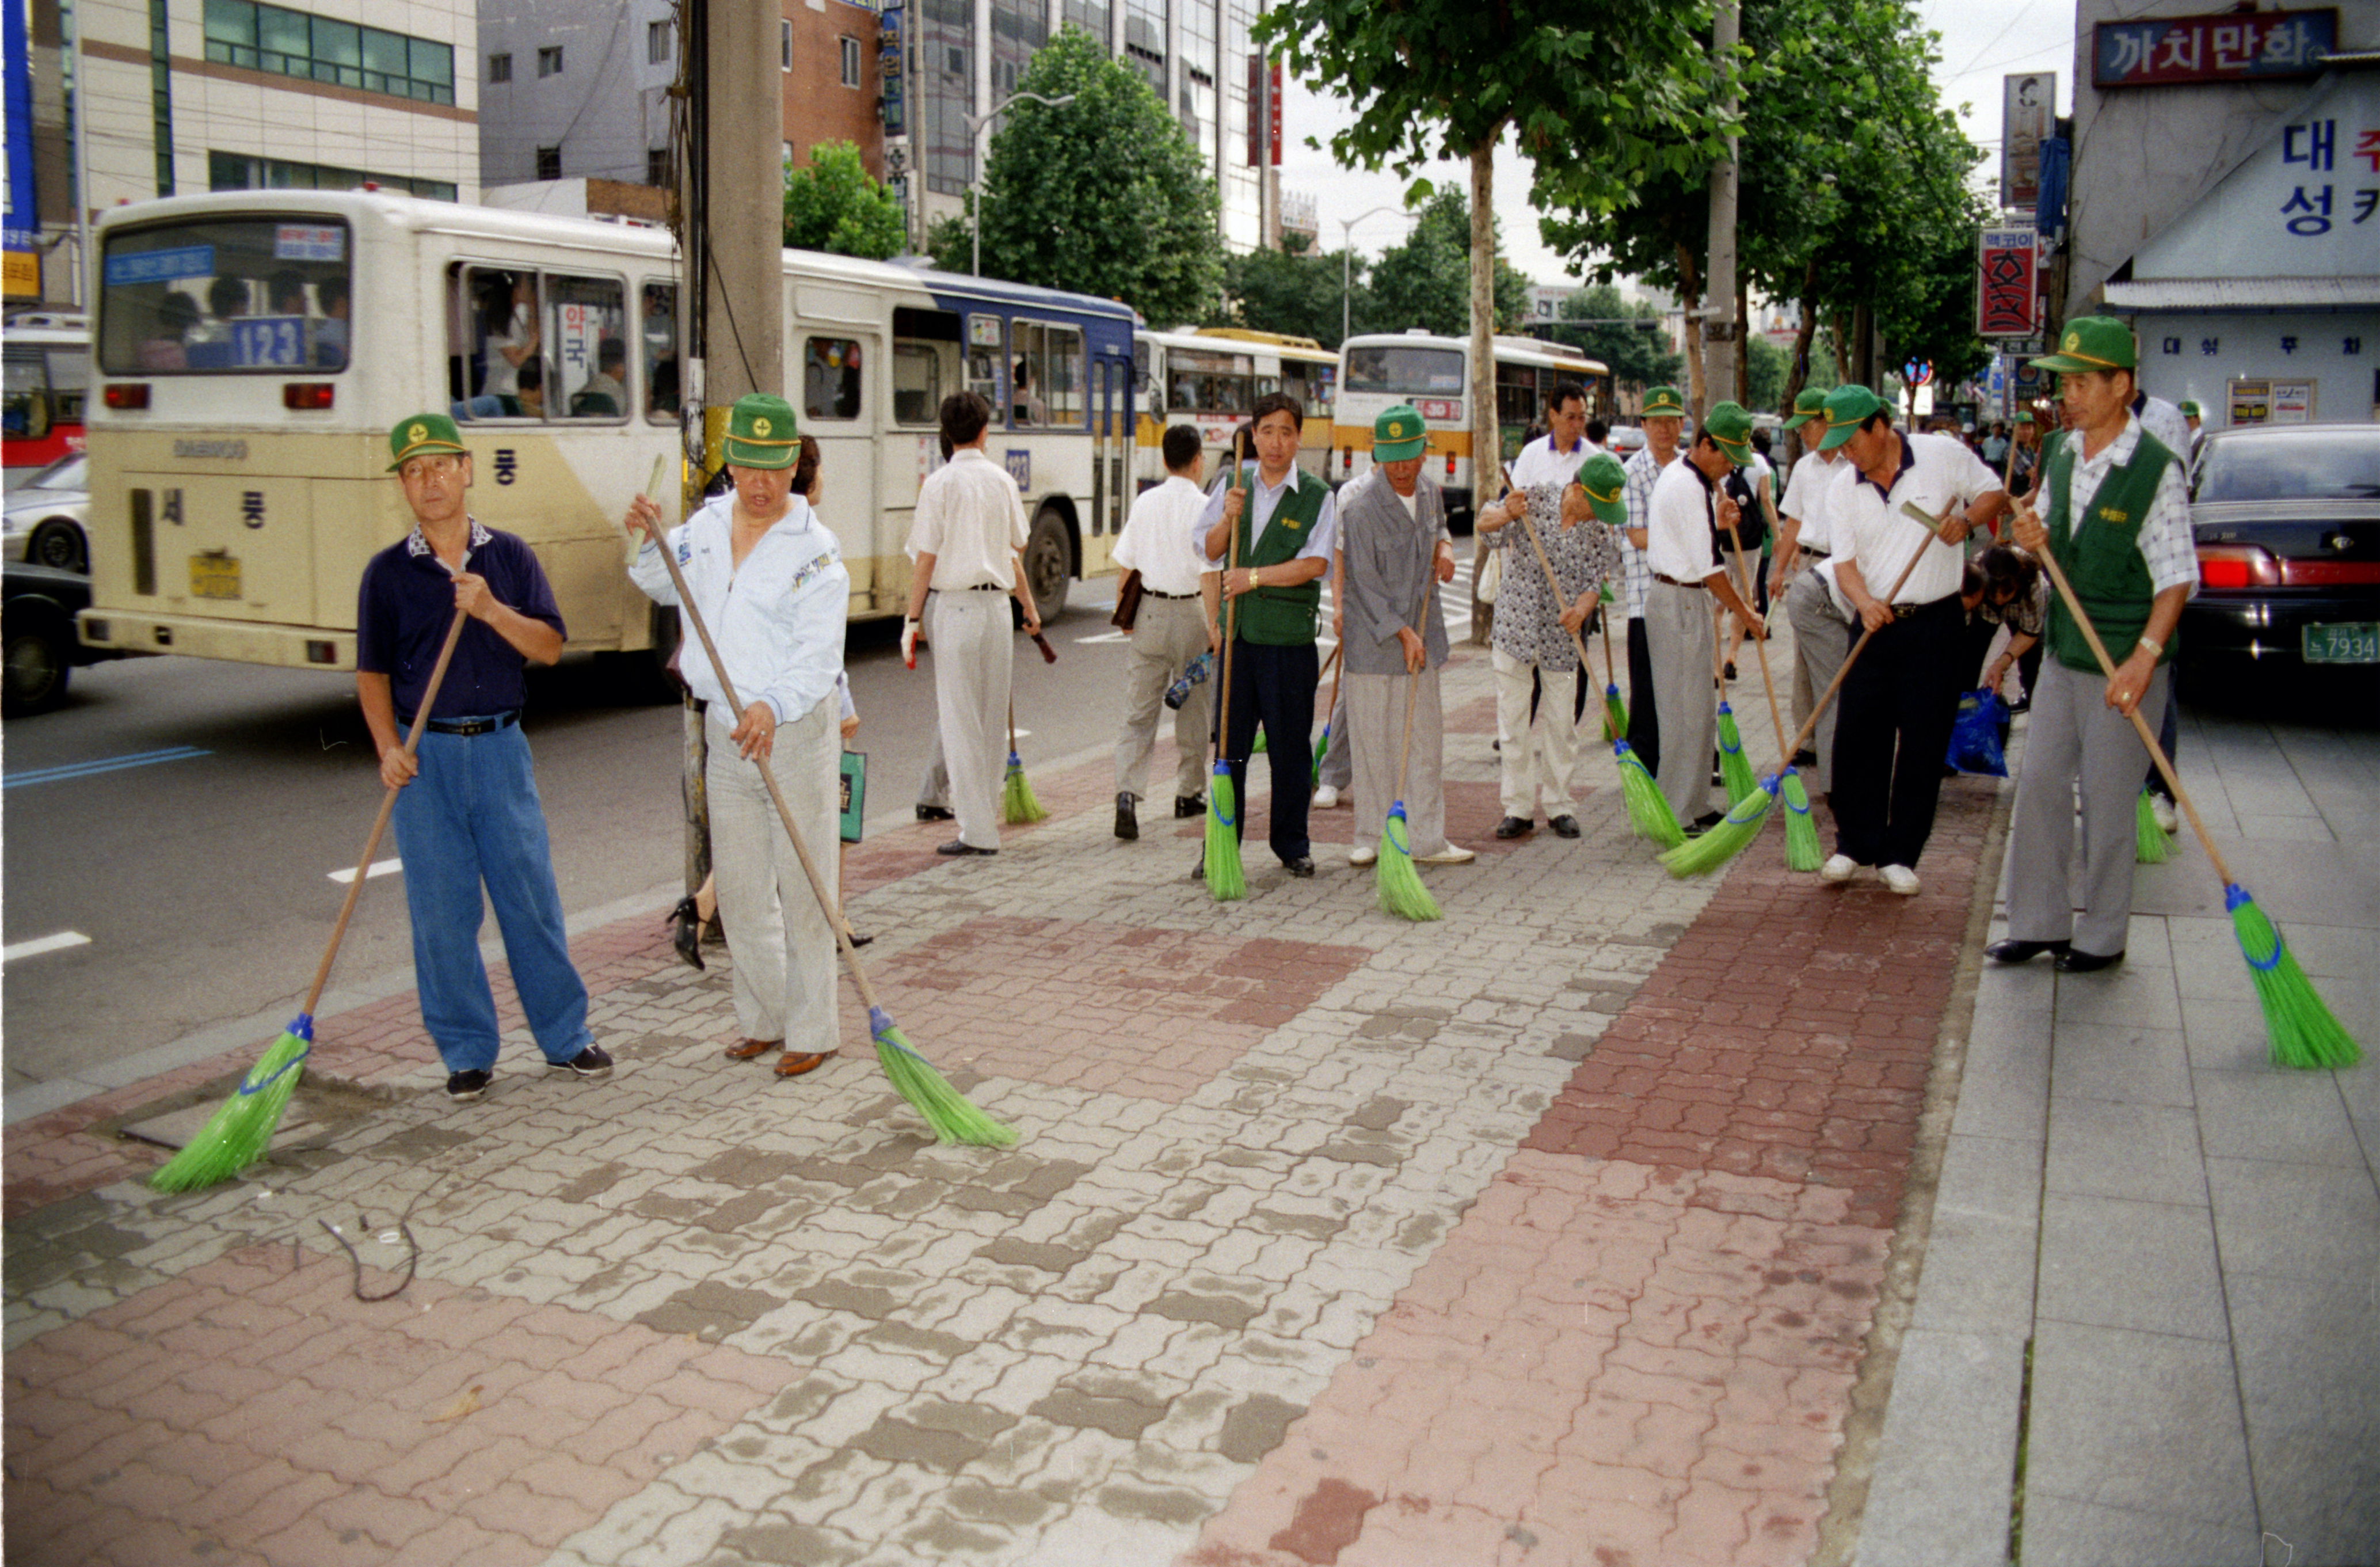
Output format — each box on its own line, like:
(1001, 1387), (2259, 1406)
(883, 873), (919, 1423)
(1643, 399), (1765, 828)
(1339, 403), (1471, 867)
(2178, 398), (2204, 469)
(1816, 382), (2008, 896)
(1772, 385), (1853, 787)
(1990, 316), (2195, 972)
(1618, 384), (1690, 779)
(358, 413), (607, 1102)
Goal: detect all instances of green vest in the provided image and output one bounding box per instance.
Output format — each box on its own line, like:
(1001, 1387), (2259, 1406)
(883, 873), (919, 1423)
(1230, 471), (1327, 646)
(2042, 427), (2181, 675)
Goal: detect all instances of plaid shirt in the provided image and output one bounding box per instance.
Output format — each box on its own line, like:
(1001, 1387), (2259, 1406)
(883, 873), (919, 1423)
(2061, 414), (2198, 598)
(1621, 444), (1674, 618)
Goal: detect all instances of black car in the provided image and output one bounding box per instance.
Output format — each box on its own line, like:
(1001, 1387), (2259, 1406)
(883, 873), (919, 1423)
(2184, 424), (2380, 680)
(3, 558), (119, 714)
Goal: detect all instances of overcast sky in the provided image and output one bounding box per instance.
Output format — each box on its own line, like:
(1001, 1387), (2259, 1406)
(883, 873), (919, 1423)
(1278, 0), (2079, 287)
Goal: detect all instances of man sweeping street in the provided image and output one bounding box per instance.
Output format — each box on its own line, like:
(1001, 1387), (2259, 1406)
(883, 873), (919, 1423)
(1620, 386), (1688, 780)
(357, 413), (608, 1102)
(1989, 317), (2194, 973)
(1340, 404), (1471, 869)
(1110, 423), (1217, 839)
(1771, 386), (1855, 792)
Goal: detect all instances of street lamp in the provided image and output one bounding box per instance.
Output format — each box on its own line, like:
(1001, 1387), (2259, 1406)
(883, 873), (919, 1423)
(1338, 205), (1421, 346)
(966, 90), (1077, 277)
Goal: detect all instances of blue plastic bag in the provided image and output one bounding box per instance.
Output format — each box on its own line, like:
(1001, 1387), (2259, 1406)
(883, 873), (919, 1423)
(1947, 687), (2009, 777)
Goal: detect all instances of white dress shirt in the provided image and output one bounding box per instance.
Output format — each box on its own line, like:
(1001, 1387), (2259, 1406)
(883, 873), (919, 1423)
(1200, 461), (1338, 566)
(1833, 431), (2001, 606)
(1111, 474), (1212, 596)
(907, 447), (1030, 589)
(1510, 432), (1594, 490)
(2056, 414), (2199, 598)
(1646, 458), (1724, 584)
(630, 494), (850, 722)
(1781, 450), (1843, 554)
(2131, 393), (2191, 463)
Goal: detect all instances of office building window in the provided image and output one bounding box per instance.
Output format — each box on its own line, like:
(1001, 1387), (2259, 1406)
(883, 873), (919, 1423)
(647, 146), (671, 187)
(538, 45), (563, 76)
(1063, 0), (1109, 45)
(781, 19), (791, 69)
(840, 35), (862, 87)
(536, 145), (561, 180)
(921, 0), (972, 195)
(208, 148), (456, 202)
(488, 51), (511, 82)
(647, 20), (669, 64)
(1121, 0), (1165, 93)
(203, 0), (456, 105)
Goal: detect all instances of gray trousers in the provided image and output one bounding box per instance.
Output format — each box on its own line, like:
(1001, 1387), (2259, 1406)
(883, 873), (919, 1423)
(2006, 657), (2168, 958)
(1348, 667), (1449, 857)
(1317, 669), (1351, 792)
(1113, 595), (1212, 801)
(925, 591), (1011, 850)
(706, 697), (840, 1049)
(1646, 579), (1718, 824)
(1785, 568), (1853, 793)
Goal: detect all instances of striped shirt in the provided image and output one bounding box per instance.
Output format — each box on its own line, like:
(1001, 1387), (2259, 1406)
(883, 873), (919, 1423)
(1620, 444), (1677, 618)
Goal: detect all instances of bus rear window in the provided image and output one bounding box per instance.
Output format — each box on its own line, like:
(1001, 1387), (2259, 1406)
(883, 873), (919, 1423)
(1344, 344), (1463, 396)
(99, 218), (352, 375)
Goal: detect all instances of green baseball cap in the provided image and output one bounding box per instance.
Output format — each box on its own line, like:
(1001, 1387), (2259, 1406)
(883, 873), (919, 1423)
(1781, 386), (1827, 431)
(1641, 385), (1685, 420)
(723, 393), (801, 469)
(387, 412), (467, 472)
(2015, 408), (2036, 425)
(2179, 399), (2203, 417)
(2032, 315), (2137, 374)
(1702, 400), (1756, 467)
(1576, 452), (1629, 524)
(1372, 403), (1427, 462)
(1817, 384), (1887, 451)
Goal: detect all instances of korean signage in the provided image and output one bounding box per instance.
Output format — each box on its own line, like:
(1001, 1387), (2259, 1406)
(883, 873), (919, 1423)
(2002, 74), (2054, 209)
(3, 0), (35, 298)
(2128, 74), (2378, 283)
(1246, 58), (1282, 167)
(2227, 378), (2317, 426)
(879, 5), (905, 138)
(1975, 227), (2038, 337)
(2094, 8), (2335, 89)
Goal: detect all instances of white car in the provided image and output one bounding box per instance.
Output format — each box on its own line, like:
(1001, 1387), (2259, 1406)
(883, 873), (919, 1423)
(1603, 425), (1647, 459)
(2, 452), (88, 572)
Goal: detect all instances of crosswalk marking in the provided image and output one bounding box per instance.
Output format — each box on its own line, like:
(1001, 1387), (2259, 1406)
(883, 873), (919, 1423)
(329, 859), (403, 885)
(2, 931), (92, 963)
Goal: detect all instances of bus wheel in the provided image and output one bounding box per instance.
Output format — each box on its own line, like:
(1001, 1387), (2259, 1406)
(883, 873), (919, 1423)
(1023, 506), (1072, 622)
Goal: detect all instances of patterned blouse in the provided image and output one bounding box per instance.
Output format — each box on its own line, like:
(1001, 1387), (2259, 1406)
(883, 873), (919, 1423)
(1483, 484), (1622, 674)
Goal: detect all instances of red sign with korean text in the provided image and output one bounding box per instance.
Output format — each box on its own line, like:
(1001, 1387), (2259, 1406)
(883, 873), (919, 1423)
(1975, 228), (2038, 338)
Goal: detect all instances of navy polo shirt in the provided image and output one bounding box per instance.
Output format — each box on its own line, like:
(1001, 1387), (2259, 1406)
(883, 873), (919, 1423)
(356, 520), (566, 719)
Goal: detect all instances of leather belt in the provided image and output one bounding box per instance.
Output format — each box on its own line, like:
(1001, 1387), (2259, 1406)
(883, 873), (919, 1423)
(403, 710), (520, 736)
(1143, 587), (1201, 599)
(1889, 596), (1954, 621)
(1800, 547), (1829, 560)
(1651, 572), (1706, 589)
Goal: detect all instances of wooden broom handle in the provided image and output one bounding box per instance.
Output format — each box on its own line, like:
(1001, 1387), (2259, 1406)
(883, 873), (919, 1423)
(1216, 429), (1247, 762)
(1514, 497), (1603, 679)
(1719, 505), (1788, 758)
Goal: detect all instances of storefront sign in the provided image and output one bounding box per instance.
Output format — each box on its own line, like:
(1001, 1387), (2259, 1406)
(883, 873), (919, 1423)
(2002, 74), (2054, 209)
(1975, 227), (2038, 337)
(2095, 9), (2336, 89)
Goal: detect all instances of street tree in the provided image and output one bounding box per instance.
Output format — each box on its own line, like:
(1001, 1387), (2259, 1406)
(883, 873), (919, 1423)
(926, 28), (1223, 326)
(1547, 284), (1684, 396)
(1366, 189), (1528, 338)
(1227, 233), (1370, 349)
(783, 141), (908, 261)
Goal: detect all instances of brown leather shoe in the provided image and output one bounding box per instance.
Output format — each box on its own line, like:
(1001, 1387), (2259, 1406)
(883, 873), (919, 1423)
(774, 1049), (835, 1078)
(726, 1038), (780, 1060)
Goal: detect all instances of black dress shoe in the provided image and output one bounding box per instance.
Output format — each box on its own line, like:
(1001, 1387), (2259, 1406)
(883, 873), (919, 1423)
(2055, 947), (2125, 973)
(668, 896), (705, 971)
(1688, 811), (1726, 833)
(916, 804), (955, 821)
(1115, 792), (1139, 840)
(1549, 815), (1581, 839)
(1985, 938), (2069, 965)
(1494, 815), (1533, 839)
(1282, 856), (1316, 877)
(1175, 795), (1206, 818)
(1792, 748), (1818, 768)
(936, 839), (998, 856)
(1190, 851), (1205, 881)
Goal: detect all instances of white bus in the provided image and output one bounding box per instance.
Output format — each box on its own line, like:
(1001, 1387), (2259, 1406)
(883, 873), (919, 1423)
(1133, 326), (1336, 488)
(77, 189), (1139, 675)
(1332, 330), (1610, 526)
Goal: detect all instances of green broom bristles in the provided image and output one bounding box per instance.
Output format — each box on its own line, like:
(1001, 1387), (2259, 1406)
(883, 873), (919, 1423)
(869, 1006), (1019, 1146)
(1779, 766), (1823, 872)
(1374, 802), (1441, 921)
(1660, 773), (1778, 878)
(1205, 762), (1246, 901)
(1253, 730), (1268, 753)
(1717, 702), (1758, 804)
(149, 1018), (313, 1192)
(1614, 740), (1685, 849)
(1601, 684), (1628, 743)
(1001, 750), (1048, 824)
(2135, 789), (2173, 864)
(1312, 723), (1332, 786)
(2226, 886), (2362, 1071)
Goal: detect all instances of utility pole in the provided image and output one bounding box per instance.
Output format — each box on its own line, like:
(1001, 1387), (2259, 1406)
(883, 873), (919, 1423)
(1699, 0), (1740, 413)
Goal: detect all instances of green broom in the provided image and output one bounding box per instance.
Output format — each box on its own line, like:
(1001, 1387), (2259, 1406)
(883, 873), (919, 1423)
(1661, 771), (1781, 876)
(2135, 789), (2173, 864)
(1311, 641), (1344, 785)
(1780, 766), (1825, 872)
(1375, 603), (1442, 922)
(1616, 740), (1686, 847)
(634, 465), (1020, 1142)
(1204, 431), (1251, 900)
(1716, 701), (1758, 804)
(153, 604), (473, 1192)
(1598, 585), (1629, 741)
(1001, 701), (1047, 824)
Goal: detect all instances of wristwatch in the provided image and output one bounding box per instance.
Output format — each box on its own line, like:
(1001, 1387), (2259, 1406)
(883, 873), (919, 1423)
(2135, 634), (2164, 657)
(1250, 566), (1262, 588)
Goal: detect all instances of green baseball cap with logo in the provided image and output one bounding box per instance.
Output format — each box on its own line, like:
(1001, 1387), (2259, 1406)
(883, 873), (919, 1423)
(1702, 400), (1756, 467)
(1641, 385), (1685, 420)
(2179, 399), (2203, 417)
(2032, 315), (2138, 374)
(1576, 452), (1629, 524)
(1372, 403), (1427, 462)
(1817, 384), (1888, 451)
(723, 393), (801, 469)
(1781, 386), (1827, 431)
(2015, 408), (2036, 425)
(387, 412), (467, 472)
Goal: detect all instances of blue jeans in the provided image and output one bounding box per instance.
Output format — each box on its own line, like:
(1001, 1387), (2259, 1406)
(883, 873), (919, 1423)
(391, 722), (591, 1072)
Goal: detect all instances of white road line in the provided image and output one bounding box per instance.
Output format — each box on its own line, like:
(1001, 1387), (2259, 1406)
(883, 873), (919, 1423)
(3, 931), (92, 963)
(330, 859), (403, 885)
(1072, 630), (1130, 645)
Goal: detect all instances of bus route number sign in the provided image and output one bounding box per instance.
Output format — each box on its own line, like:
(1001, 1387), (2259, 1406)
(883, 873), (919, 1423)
(231, 317), (307, 368)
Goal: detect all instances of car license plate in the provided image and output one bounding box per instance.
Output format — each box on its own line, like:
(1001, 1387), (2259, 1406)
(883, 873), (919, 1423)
(2302, 622), (2379, 664)
(189, 554), (241, 600)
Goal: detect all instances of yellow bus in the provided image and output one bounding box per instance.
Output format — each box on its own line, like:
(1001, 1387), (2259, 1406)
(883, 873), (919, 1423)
(1331, 331), (1610, 526)
(1132, 326), (1336, 488)
(78, 189), (1140, 675)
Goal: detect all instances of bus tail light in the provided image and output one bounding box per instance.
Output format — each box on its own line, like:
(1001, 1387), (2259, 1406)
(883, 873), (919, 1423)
(1445, 452), (1456, 480)
(105, 383), (151, 410)
(284, 383), (335, 410)
(2196, 543), (2280, 590)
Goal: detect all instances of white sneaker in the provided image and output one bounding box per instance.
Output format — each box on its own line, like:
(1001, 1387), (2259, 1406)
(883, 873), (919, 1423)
(1417, 844), (1476, 865)
(1312, 785), (1341, 809)
(1349, 844), (1378, 867)
(1819, 854), (1859, 884)
(1881, 864), (1921, 896)
(2150, 793), (2179, 834)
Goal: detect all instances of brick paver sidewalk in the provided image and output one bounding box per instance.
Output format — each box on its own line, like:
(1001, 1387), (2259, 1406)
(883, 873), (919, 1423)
(5, 639), (2006, 1567)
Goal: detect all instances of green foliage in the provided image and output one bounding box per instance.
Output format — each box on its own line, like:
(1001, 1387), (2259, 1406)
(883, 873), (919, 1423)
(1227, 244), (1369, 349)
(1365, 189), (1528, 337)
(1746, 332), (1791, 413)
(1549, 284), (1683, 389)
(782, 142), (908, 261)
(931, 29), (1224, 326)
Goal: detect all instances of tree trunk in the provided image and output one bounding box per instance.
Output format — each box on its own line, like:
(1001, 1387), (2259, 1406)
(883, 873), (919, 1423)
(1699, 0), (1740, 413)
(1734, 275), (1750, 409)
(1783, 265), (1818, 462)
(1675, 241), (1705, 413)
(1468, 137), (1501, 646)
(1831, 312), (1854, 383)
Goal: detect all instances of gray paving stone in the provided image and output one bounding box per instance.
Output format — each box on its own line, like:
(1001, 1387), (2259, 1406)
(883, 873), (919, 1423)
(2222, 1266), (2380, 1567)
(2205, 1157), (2380, 1283)
(2036, 1193), (2229, 1341)
(2024, 1320), (2256, 1530)
(2193, 1069), (2368, 1170)
(2048, 1021), (2195, 1110)
(1910, 1134), (2043, 1337)
(1854, 1328), (2024, 1567)
(1956, 980), (2055, 1146)
(2017, 1491), (2263, 1567)
(2044, 1098), (2208, 1207)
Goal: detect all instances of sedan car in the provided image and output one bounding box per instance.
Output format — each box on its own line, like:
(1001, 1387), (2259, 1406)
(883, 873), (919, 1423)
(2, 451), (89, 572)
(3, 557), (116, 714)
(2184, 423), (2380, 680)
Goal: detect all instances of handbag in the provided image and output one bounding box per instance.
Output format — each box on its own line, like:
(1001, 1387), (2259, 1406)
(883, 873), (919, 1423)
(1110, 568), (1144, 631)
(1475, 547), (1502, 605)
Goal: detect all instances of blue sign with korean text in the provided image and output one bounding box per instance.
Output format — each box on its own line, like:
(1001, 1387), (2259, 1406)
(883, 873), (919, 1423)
(105, 246), (218, 286)
(2095, 8), (2335, 88)
(1004, 448), (1031, 492)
